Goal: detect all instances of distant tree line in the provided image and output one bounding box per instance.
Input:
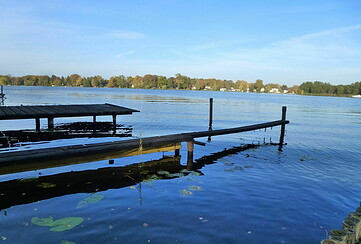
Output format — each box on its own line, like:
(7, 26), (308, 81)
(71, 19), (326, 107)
(0, 74), (360, 96)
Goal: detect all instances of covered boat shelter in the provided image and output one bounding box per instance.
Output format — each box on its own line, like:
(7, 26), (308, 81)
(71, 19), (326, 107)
(0, 103), (139, 131)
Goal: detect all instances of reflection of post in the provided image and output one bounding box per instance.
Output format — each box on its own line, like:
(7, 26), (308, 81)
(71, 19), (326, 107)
(93, 116), (96, 134)
(48, 117), (54, 131)
(278, 106), (287, 151)
(208, 98), (213, 141)
(35, 118), (40, 132)
(112, 114), (117, 134)
(187, 140), (194, 170)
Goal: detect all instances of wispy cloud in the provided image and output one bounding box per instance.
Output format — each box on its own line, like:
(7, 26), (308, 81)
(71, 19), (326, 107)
(167, 25), (361, 83)
(114, 51), (135, 58)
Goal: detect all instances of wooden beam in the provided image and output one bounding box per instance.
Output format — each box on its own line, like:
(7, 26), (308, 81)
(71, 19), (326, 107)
(0, 120), (289, 165)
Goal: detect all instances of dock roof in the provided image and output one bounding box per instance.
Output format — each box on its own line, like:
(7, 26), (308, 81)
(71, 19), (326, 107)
(0, 103), (139, 120)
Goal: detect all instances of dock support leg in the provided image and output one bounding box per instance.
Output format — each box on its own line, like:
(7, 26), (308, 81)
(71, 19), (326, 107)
(93, 116), (96, 123)
(175, 149), (180, 157)
(48, 117), (54, 131)
(278, 106), (287, 151)
(187, 140), (194, 170)
(112, 114), (117, 135)
(208, 98), (213, 142)
(35, 118), (40, 132)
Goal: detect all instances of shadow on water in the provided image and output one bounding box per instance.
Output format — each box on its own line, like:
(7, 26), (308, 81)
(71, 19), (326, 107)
(0, 144), (260, 211)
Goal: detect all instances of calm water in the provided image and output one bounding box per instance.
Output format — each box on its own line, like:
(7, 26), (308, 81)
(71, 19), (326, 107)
(0, 86), (360, 244)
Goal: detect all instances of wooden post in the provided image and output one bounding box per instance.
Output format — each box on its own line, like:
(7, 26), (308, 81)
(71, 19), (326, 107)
(35, 118), (40, 132)
(187, 140), (194, 163)
(278, 106), (287, 151)
(112, 114), (117, 134)
(48, 117), (54, 131)
(209, 98), (213, 130)
(208, 98), (213, 141)
(93, 116), (96, 123)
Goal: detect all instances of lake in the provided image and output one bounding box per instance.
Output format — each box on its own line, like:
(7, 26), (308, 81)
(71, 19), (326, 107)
(0, 86), (360, 244)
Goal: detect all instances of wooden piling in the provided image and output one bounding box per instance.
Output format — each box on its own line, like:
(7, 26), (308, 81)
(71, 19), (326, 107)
(175, 149), (180, 157)
(278, 106), (287, 150)
(48, 117), (54, 130)
(112, 114), (117, 134)
(35, 118), (40, 132)
(209, 98), (213, 131)
(208, 98), (213, 141)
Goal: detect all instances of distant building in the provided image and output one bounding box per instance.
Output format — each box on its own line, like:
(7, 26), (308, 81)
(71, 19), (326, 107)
(269, 88), (280, 93)
(220, 88), (227, 91)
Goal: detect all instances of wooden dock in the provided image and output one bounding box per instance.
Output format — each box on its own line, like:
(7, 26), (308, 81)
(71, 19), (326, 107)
(0, 110), (289, 166)
(0, 103), (139, 131)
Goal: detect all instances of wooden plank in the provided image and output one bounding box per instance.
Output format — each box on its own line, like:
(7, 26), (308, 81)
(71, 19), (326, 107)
(0, 107), (7, 117)
(0, 103), (139, 120)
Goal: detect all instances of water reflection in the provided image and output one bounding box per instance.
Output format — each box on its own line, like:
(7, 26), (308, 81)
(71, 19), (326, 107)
(0, 144), (259, 211)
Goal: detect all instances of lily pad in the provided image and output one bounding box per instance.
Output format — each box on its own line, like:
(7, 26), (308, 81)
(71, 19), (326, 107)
(31, 216), (83, 232)
(50, 217), (83, 232)
(77, 194), (104, 208)
(31, 216), (54, 226)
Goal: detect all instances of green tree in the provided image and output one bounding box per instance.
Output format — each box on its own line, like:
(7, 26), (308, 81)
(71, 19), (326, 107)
(254, 79), (264, 92)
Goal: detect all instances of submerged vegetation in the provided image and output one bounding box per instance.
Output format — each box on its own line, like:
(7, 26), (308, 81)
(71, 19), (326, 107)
(0, 73), (360, 97)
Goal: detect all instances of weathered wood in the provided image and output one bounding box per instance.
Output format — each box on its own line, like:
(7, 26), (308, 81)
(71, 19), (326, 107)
(279, 106), (287, 150)
(0, 103), (139, 120)
(208, 98), (213, 141)
(0, 119), (289, 165)
(209, 98), (213, 131)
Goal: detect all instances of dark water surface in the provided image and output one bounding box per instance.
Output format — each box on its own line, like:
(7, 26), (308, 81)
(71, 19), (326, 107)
(0, 86), (360, 244)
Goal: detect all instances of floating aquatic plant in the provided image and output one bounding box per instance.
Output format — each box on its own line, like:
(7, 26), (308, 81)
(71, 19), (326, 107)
(31, 216), (83, 232)
(31, 216), (54, 226)
(77, 194), (104, 208)
(50, 217), (83, 232)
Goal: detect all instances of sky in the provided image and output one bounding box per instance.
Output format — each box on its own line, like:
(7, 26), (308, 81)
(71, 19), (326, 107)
(0, 0), (360, 86)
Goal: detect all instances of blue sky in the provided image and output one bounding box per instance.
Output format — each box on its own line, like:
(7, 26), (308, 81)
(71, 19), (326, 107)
(0, 0), (360, 85)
